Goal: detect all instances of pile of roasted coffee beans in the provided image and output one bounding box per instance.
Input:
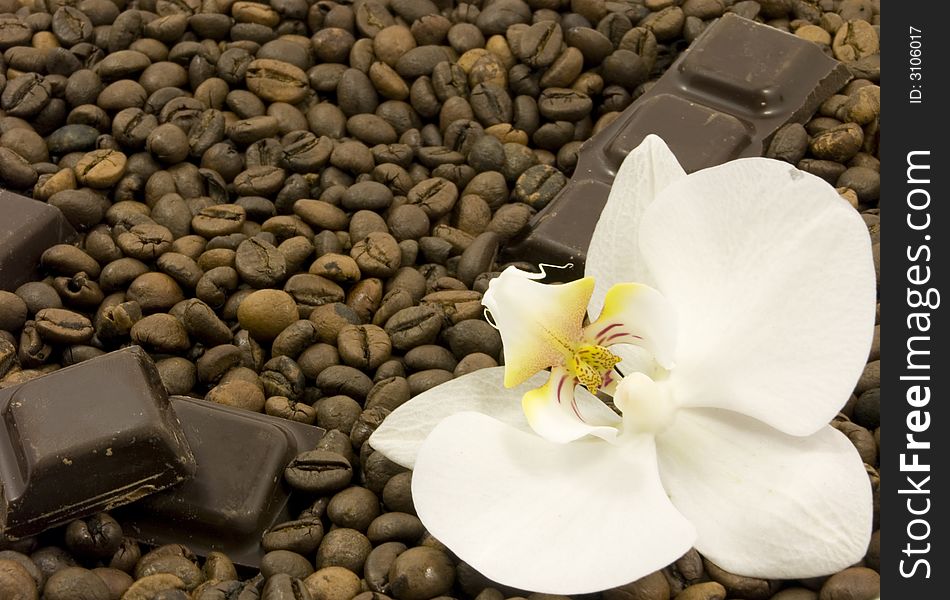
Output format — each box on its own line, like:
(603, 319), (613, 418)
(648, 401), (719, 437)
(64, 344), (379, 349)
(1, 0), (880, 598)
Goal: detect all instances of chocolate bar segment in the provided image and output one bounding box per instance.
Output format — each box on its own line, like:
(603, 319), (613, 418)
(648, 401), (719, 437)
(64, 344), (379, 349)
(0, 190), (77, 292)
(115, 396), (324, 568)
(0, 346), (196, 538)
(502, 14), (852, 281)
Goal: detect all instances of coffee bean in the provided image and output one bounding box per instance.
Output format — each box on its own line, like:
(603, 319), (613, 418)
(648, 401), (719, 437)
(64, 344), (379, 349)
(675, 581), (727, 600)
(44, 567), (111, 600)
(365, 542), (407, 595)
(235, 237), (288, 288)
(315, 528), (373, 574)
(351, 232), (401, 278)
(263, 519), (325, 555)
(130, 313), (190, 353)
(303, 567), (361, 600)
(286, 450), (353, 495)
(2, 73), (52, 118)
(367, 513), (425, 545)
(395, 46), (453, 79)
(384, 305), (443, 350)
(261, 573), (313, 600)
(703, 559), (779, 600)
(809, 122), (865, 162)
(313, 394), (362, 433)
(0, 559), (38, 600)
(407, 369), (454, 395)
(388, 547), (455, 600)
(832, 19), (878, 62)
(33, 308), (94, 344)
(337, 324), (392, 370)
(237, 289), (299, 341)
(599, 570), (668, 600)
(261, 551), (314, 582)
(327, 486), (383, 532)
(135, 554), (204, 592)
(261, 355), (306, 400)
(121, 574), (188, 600)
(205, 379), (266, 412)
(766, 123), (809, 164)
(819, 567), (879, 600)
(318, 364), (374, 400)
(0, 291), (29, 331)
(64, 513), (123, 561)
(309, 253), (362, 284)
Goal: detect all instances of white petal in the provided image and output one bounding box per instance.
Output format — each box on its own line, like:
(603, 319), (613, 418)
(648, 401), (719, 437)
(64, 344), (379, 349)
(413, 412), (696, 594)
(587, 134), (686, 318)
(482, 266), (591, 387)
(584, 282), (677, 369)
(369, 367), (542, 469)
(522, 367), (621, 443)
(639, 158), (876, 435)
(656, 408), (872, 579)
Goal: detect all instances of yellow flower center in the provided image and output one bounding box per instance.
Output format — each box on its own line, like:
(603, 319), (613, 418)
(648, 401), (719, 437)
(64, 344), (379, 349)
(567, 344), (622, 395)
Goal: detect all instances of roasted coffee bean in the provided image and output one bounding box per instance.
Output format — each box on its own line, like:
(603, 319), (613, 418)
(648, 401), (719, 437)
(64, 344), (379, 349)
(0, 558), (39, 599)
(337, 324), (392, 371)
(288, 276), (347, 319)
(365, 512), (424, 548)
(206, 379), (266, 412)
(33, 307), (94, 344)
(381, 472), (414, 515)
(514, 163), (568, 209)
(236, 288), (299, 341)
(192, 204), (247, 238)
(383, 305), (442, 350)
(64, 513), (123, 561)
(313, 394), (362, 433)
(126, 272), (185, 313)
(327, 486), (382, 532)
(155, 357), (197, 396)
(43, 566), (110, 600)
(407, 369), (454, 395)
(285, 450), (353, 494)
(200, 552), (237, 587)
(120, 573), (188, 600)
(135, 554), (204, 591)
(195, 344), (243, 385)
(303, 567), (361, 600)
(316, 364), (374, 399)
(315, 528), (373, 573)
(388, 547), (455, 600)
(364, 542), (406, 594)
(195, 266), (239, 309)
(265, 394), (317, 424)
(261, 551), (314, 582)
(263, 518), (325, 555)
(351, 232), (401, 278)
(261, 572), (313, 600)
(234, 237), (288, 288)
(130, 313), (190, 353)
(261, 355), (306, 400)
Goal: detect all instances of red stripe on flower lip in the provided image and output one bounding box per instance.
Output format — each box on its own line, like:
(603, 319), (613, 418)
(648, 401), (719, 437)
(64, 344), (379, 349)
(595, 322), (623, 343)
(556, 376), (565, 404)
(603, 331), (641, 344)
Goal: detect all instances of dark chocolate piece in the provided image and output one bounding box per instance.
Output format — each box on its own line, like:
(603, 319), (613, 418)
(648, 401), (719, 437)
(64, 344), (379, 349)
(0, 346), (196, 538)
(502, 14), (853, 280)
(0, 190), (77, 292)
(115, 396), (324, 568)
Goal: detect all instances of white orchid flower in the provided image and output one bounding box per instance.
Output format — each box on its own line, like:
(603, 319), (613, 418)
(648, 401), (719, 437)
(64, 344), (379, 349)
(369, 135), (876, 594)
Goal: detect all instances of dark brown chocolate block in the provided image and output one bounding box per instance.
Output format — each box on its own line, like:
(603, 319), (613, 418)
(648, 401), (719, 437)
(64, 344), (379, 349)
(0, 346), (196, 539)
(0, 190), (77, 291)
(115, 396), (324, 568)
(501, 14), (853, 281)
